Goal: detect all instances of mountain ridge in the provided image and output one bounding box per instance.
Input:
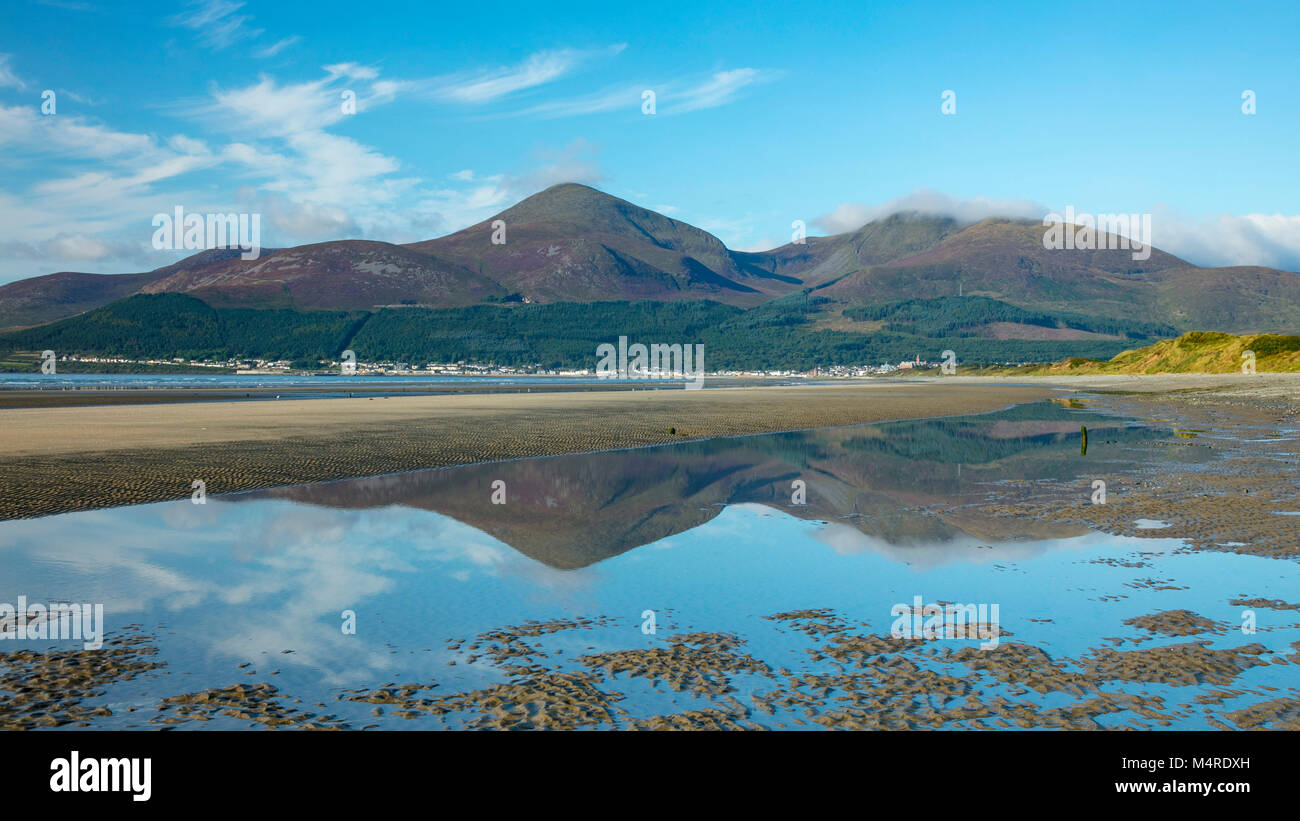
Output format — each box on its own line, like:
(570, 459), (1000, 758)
(2, 183), (1297, 334)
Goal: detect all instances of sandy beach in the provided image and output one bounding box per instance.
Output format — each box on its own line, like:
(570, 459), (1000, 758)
(4, 373), (1300, 521)
(0, 381), (1050, 519)
(4, 373), (1300, 732)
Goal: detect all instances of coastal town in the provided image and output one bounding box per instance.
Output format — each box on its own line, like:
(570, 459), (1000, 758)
(34, 351), (964, 378)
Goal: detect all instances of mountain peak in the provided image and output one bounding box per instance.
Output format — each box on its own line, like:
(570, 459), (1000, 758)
(492, 183), (656, 229)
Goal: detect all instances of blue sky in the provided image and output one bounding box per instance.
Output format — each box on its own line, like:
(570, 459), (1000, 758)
(1, 0), (1298, 283)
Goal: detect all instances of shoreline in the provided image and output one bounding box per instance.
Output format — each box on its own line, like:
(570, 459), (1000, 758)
(3, 373), (1298, 522)
(5, 375), (1300, 731)
(0, 376), (790, 410)
(0, 382), (1049, 520)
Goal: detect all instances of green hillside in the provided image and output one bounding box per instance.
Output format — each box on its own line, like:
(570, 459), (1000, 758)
(844, 295), (1176, 339)
(0, 292), (1169, 371)
(1020, 331), (1300, 374)
(0, 293), (368, 362)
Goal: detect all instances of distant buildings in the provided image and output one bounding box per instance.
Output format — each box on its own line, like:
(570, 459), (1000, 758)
(52, 352), (965, 378)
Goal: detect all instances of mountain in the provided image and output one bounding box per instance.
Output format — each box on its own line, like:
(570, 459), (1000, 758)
(1, 183), (1298, 337)
(0, 247), (249, 330)
(406, 183), (803, 303)
(808, 218), (1300, 331)
(730, 212), (966, 289)
(137, 240), (503, 310)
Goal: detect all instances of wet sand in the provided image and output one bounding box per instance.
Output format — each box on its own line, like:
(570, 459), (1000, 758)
(3, 373), (1297, 533)
(0, 382), (1049, 520)
(0, 377), (772, 410)
(979, 373), (1300, 559)
(4, 374), (1300, 731)
(9, 605), (1288, 731)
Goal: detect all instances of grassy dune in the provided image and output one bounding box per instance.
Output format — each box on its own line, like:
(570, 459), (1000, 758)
(1013, 331), (1300, 375)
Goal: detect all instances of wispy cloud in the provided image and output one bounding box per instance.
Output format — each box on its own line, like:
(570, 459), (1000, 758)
(812, 188), (1048, 234)
(0, 103), (228, 274)
(507, 138), (604, 193)
(185, 70), (602, 245)
(507, 67), (781, 119)
(169, 0), (263, 51)
(0, 103), (162, 160)
(188, 68), (411, 240)
(255, 35), (302, 58)
(511, 84), (640, 118)
(403, 139), (603, 236)
(0, 54), (26, 90)
(423, 45), (626, 104)
(195, 67), (395, 136)
(673, 68), (779, 113)
(0, 233), (143, 263)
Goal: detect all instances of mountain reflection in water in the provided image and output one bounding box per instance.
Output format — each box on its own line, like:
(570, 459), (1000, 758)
(242, 401), (1184, 569)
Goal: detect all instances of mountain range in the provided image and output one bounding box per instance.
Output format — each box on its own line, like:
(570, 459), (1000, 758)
(2, 183), (1298, 365)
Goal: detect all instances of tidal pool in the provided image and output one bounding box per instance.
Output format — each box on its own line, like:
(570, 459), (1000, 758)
(2, 401), (1296, 730)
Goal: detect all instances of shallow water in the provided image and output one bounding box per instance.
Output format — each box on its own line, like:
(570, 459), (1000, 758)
(0, 372), (816, 397)
(2, 401), (1296, 730)
(0, 374), (608, 389)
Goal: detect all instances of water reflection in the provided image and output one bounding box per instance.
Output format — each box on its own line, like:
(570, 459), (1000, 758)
(242, 401), (1178, 568)
(5, 400), (1281, 731)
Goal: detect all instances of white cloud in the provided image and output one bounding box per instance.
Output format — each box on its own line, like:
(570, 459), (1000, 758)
(173, 70), (594, 247)
(324, 62), (380, 82)
(203, 75), (348, 136)
(0, 58), (615, 281)
(673, 68), (779, 113)
(506, 67), (780, 119)
(1147, 207), (1300, 272)
(196, 71), (604, 246)
(512, 84), (641, 118)
(424, 45), (626, 104)
(810, 188), (1300, 271)
(0, 104), (147, 158)
(169, 0), (263, 51)
(0, 233), (143, 263)
(0, 54), (25, 90)
(248, 191), (358, 242)
(506, 138), (603, 193)
(190, 69), (417, 244)
(255, 36), (302, 58)
(812, 187), (1048, 234)
(0, 104), (221, 217)
(391, 140), (605, 243)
